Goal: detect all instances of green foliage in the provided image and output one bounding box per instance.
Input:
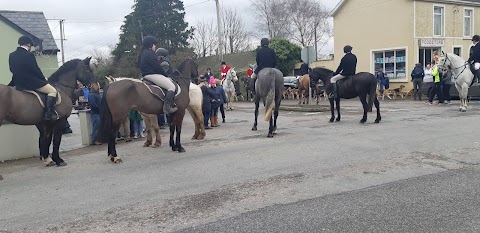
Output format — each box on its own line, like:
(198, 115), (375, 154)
(111, 0), (194, 76)
(268, 38), (301, 76)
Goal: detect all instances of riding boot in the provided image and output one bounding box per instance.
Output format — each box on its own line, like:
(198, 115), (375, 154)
(329, 83), (337, 99)
(44, 96), (58, 121)
(163, 91), (178, 114)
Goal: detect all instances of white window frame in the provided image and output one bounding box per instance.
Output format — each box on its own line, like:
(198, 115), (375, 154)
(433, 5), (445, 37)
(464, 7), (474, 38)
(370, 47), (409, 83)
(453, 45), (462, 57)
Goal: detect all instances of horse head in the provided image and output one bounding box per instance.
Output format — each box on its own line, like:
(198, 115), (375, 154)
(310, 67), (334, 88)
(227, 67), (238, 82)
(178, 58), (199, 80)
(48, 57), (95, 89)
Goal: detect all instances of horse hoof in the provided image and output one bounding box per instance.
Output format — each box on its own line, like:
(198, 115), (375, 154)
(252, 126), (257, 131)
(109, 155), (122, 163)
(178, 147), (186, 153)
(335, 118), (341, 122)
(143, 143), (150, 147)
(198, 135), (205, 140)
(152, 144), (160, 148)
(329, 118), (334, 123)
(172, 147), (178, 152)
(267, 133), (274, 138)
(359, 120), (366, 124)
(56, 162), (67, 167)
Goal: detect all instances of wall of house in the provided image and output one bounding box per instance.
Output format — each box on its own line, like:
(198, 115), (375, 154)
(334, 0), (414, 87)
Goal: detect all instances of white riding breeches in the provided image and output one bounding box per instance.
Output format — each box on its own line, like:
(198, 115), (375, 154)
(330, 74), (346, 83)
(36, 84), (58, 97)
(143, 74), (175, 92)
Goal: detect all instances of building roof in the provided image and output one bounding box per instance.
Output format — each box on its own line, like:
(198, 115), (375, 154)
(332, 0), (480, 16)
(0, 10), (59, 52)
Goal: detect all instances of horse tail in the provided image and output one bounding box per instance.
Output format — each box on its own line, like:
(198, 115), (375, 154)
(99, 84), (113, 141)
(367, 76), (376, 112)
(264, 69), (276, 121)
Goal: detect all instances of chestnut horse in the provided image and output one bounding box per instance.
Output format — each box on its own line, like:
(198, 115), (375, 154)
(297, 74), (321, 105)
(99, 59), (198, 163)
(0, 58), (95, 166)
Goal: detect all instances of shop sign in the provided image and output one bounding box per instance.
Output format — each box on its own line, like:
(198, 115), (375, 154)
(419, 39), (444, 47)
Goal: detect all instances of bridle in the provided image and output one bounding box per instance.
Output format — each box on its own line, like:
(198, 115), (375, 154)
(222, 69), (237, 88)
(442, 53), (468, 79)
(52, 63), (92, 99)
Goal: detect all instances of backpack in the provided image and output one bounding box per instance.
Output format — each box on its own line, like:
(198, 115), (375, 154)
(413, 67), (423, 77)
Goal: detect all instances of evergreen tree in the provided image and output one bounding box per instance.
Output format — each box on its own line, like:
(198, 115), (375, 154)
(112, 0), (193, 76)
(268, 38), (301, 76)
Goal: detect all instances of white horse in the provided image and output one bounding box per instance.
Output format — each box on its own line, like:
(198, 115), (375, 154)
(222, 68), (238, 110)
(439, 52), (474, 112)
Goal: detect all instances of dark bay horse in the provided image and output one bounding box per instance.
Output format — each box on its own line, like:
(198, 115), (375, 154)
(0, 58), (95, 166)
(252, 67), (284, 137)
(99, 58), (198, 163)
(309, 67), (381, 124)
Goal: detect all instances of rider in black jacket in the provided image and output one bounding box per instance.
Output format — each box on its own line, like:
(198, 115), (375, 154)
(138, 36), (177, 114)
(330, 45), (357, 98)
(251, 38), (278, 81)
(468, 35), (480, 81)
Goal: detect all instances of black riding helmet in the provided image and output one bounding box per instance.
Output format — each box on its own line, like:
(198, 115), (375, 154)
(155, 48), (168, 57)
(261, 38), (269, 47)
(472, 35), (480, 42)
(18, 35), (34, 46)
(142, 36), (157, 48)
(344, 45), (353, 53)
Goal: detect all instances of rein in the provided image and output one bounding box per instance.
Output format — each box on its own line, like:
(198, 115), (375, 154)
(443, 54), (469, 80)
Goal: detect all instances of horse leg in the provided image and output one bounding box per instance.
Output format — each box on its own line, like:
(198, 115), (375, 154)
(152, 115), (161, 148)
(267, 115), (274, 138)
(142, 114), (153, 147)
(175, 125), (185, 152)
(252, 98), (260, 131)
(329, 98), (335, 123)
(51, 118), (67, 166)
(360, 95), (368, 123)
(335, 98), (341, 122)
(36, 124), (55, 166)
(169, 123), (177, 151)
(374, 98), (381, 123)
(273, 106), (279, 134)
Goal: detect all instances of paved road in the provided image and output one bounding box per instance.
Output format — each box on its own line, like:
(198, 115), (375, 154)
(0, 99), (479, 232)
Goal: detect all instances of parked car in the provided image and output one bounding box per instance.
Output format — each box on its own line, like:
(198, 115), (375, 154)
(421, 82), (480, 100)
(283, 76), (298, 88)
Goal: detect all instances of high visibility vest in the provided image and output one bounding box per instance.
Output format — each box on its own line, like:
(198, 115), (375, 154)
(432, 66), (441, 83)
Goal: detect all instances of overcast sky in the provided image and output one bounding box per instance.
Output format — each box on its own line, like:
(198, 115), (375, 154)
(0, 0), (340, 64)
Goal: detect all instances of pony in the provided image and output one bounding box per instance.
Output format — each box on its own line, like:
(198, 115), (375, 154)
(309, 67), (381, 123)
(438, 52), (474, 112)
(242, 76), (256, 102)
(251, 65), (284, 137)
(222, 67), (238, 110)
(104, 76), (205, 147)
(0, 57), (95, 166)
(297, 74), (321, 105)
(99, 58), (198, 163)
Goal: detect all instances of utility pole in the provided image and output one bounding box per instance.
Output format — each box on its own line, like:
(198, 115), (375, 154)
(214, 0), (223, 61)
(138, 20), (144, 41)
(59, 19), (65, 64)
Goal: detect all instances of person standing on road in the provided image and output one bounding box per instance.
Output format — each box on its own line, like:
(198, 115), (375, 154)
(209, 77), (222, 127)
(423, 63), (434, 102)
(88, 82), (102, 145)
(428, 62), (443, 105)
(215, 80), (228, 123)
(201, 77), (216, 129)
(411, 63), (425, 100)
(442, 65), (453, 105)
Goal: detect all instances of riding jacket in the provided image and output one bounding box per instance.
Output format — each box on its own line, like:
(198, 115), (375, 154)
(159, 56), (174, 76)
(221, 65), (231, 79)
(139, 49), (167, 77)
(255, 46), (278, 74)
(8, 47), (48, 90)
(335, 52), (357, 76)
(469, 42), (480, 64)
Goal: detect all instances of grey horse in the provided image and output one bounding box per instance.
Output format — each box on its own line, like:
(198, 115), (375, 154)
(251, 65), (284, 137)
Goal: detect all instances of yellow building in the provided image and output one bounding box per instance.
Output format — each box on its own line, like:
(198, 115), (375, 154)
(332, 0), (480, 88)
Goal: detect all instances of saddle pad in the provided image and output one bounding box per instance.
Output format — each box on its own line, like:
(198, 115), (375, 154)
(23, 90), (62, 108)
(142, 78), (181, 101)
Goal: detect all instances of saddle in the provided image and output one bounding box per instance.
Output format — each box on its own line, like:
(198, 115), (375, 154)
(22, 89), (62, 108)
(141, 77), (181, 101)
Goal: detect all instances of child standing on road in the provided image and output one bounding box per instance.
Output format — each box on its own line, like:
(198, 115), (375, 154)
(88, 83), (102, 145)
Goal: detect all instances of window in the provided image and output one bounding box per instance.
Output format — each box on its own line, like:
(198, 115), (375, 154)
(464, 9), (473, 37)
(454, 47), (462, 57)
(374, 49), (407, 81)
(434, 6), (444, 36)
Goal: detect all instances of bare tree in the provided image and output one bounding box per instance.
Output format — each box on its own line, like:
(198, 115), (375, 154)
(250, 0), (290, 39)
(286, 0), (331, 48)
(222, 7), (252, 54)
(91, 48), (112, 68)
(191, 19), (217, 57)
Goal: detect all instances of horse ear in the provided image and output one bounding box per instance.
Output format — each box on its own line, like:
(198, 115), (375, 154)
(442, 51), (445, 55)
(84, 56), (92, 65)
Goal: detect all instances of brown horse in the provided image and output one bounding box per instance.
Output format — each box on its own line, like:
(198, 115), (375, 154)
(0, 58), (95, 166)
(297, 74), (322, 105)
(99, 58), (198, 163)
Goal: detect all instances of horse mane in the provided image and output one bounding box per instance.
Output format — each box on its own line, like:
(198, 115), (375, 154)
(311, 67), (334, 81)
(48, 59), (82, 84)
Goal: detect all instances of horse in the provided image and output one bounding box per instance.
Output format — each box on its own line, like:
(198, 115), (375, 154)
(242, 76), (256, 102)
(105, 75), (205, 147)
(99, 58), (198, 163)
(0, 58), (95, 166)
(251, 66), (284, 138)
(222, 67), (238, 110)
(309, 67), (381, 124)
(438, 52), (475, 112)
(297, 74), (321, 105)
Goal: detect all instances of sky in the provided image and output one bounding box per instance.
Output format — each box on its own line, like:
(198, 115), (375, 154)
(0, 0), (341, 64)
